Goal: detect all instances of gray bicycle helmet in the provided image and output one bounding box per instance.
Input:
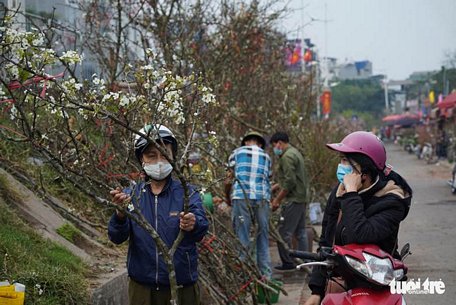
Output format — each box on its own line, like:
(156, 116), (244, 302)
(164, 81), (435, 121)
(134, 124), (177, 162)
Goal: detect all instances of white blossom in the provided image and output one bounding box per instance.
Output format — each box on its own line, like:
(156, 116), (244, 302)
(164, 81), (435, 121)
(102, 92), (120, 103)
(10, 105), (17, 120)
(119, 94), (135, 107)
(62, 79), (83, 92)
(31, 34), (44, 46)
(6, 64), (19, 79)
(59, 50), (83, 64)
(142, 64), (153, 71)
(157, 76), (167, 87)
(201, 92), (216, 104)
(20, 37), (30, 48)
(92, 76), (105, 87)
(152, 70), (160, 79)
(145, 48), (155, 57)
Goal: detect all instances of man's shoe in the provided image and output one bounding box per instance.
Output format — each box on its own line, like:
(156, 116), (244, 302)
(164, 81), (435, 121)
(274, 264), (296, 271)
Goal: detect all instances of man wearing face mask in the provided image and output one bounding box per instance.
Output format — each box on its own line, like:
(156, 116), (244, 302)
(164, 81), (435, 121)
(304, 131), (412, 305)
(227, 131), (272, 278)
(270, 131), (309, 271)
(108, 124), (208, 305)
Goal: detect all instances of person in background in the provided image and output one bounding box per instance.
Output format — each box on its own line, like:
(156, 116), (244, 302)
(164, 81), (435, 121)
(227, 131), (272, 278)
(270, 131), (308, 271)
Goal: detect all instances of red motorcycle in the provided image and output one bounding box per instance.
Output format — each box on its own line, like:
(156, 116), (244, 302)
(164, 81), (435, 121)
(290, 243), (411, 305)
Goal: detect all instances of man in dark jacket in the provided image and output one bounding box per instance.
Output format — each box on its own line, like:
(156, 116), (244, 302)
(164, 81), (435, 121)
(304, 131), (412, 305)
(108, 124), (208, 305)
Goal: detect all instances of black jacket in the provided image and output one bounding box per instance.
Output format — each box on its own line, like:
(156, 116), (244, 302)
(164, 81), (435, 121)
(308, 171), (412, 297)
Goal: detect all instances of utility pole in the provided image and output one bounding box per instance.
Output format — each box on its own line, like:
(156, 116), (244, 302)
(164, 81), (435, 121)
(443, 69), (450, 97)
(324, 3), (328, 67)
(316, 63), (321, 119)
(442, 66), (447, 96)
(383, 76), (389, 112)
(320, 2), (332, 120)
(301, 2), (332, 120)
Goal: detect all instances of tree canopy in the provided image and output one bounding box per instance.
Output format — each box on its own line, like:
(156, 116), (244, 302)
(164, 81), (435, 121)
(331, 79), (385, 115)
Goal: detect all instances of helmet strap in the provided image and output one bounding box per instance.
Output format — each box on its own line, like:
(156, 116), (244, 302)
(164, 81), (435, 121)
(383, 164), (393, 176)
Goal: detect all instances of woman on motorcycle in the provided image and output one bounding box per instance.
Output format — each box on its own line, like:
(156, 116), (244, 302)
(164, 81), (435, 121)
(305, 131), (412, 305)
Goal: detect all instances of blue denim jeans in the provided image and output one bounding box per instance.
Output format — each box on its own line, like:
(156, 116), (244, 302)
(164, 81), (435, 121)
(232, 199), (272, 278)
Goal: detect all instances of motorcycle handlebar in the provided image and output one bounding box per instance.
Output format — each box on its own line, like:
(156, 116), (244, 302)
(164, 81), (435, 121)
(288, 250), (322, 261)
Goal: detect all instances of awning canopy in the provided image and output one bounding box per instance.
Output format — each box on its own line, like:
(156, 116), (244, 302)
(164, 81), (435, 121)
(437, 92), (456, 110)
(395, 115), (420, 126)
(382, 114), (401, 122)
(382, 113), (420, 126)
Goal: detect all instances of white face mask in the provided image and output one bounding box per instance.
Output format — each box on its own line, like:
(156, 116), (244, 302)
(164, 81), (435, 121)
(143, 161), (173, 180)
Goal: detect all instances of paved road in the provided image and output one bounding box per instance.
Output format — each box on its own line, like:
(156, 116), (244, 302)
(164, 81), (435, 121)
(387, 143), (456, 305)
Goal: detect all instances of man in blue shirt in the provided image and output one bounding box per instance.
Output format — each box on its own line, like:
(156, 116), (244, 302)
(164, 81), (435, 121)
(108, 124), (208, 305)
(228, 131), (272, 278)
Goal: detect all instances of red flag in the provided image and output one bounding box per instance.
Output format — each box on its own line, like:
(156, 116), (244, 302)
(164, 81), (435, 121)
(320, 91), (331, 115)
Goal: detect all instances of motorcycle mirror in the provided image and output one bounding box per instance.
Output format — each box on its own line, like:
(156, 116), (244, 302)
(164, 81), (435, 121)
(400, 243), (411, 260)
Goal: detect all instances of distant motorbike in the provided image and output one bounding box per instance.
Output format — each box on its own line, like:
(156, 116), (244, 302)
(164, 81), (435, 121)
(413, 144), (421, 158)
(403, 136), (419, 156)
(404, 142), (417, 154)
(290, 243), (411, 305)
(447, 163), (456, 195)
(420, 142), (435, 163)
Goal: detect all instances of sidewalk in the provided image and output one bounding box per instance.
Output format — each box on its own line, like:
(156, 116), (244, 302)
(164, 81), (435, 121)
(268, 226), (322, 305)
(269, 242), (309, 305)
(386, 142), (456, 305)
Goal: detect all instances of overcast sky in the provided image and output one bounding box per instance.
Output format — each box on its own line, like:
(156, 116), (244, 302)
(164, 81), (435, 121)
(279, 0), (456, 80)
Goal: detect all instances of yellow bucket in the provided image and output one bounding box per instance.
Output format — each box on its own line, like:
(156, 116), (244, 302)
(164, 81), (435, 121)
(0, 283), (25, 305)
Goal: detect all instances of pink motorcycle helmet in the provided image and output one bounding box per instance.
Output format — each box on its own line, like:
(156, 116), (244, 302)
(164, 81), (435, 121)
(326, 131), (387, 171)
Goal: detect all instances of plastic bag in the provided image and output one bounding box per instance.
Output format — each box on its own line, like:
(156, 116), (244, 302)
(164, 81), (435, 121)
(309, 202), (323, 225)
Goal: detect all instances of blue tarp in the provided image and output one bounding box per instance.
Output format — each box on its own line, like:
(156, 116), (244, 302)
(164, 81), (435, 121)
(355, 61), (369, 71)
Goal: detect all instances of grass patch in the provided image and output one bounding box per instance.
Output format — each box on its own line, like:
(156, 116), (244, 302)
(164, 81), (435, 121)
(0, 177), (89, 304)
(56, 223), (81, 244)
(0, 173), (23, 204)
(0, 130), (110, 225)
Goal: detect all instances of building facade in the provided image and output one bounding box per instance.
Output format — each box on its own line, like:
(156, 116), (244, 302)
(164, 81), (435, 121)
(337, 60), (373, 80)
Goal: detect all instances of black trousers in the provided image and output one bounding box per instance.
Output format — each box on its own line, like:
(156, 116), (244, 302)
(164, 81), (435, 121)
(128, 278), (200, 305)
